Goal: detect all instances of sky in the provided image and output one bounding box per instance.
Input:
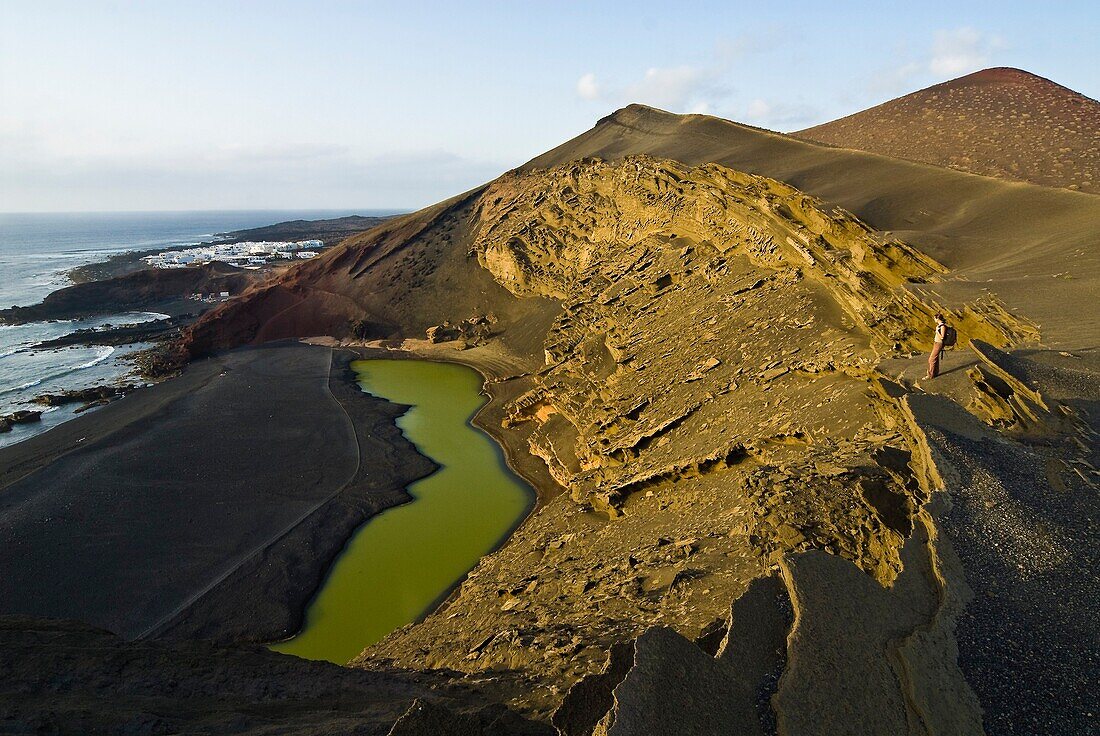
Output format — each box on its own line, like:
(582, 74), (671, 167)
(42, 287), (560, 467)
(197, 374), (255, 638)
(2, 1), (1098, 212)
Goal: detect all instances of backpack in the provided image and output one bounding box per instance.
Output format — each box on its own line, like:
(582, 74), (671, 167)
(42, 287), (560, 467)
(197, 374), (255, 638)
(942, 325), (957, 347)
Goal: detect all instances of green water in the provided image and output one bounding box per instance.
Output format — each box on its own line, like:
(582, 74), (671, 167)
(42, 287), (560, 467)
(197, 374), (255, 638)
(270, 359), (534, 664)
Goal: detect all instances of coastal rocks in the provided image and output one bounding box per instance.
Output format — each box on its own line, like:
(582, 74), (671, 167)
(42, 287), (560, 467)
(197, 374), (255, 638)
(33, 384), (134, 407)
(132, 343), (191, 377)
(34, 315), (188, 349)
(0, 262), (256, 325)
(426, 314), (497, 346)
(0, 410), (41, 433)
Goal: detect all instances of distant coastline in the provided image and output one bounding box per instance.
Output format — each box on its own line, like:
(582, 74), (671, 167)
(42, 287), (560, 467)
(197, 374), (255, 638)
(0, 210), (399, 448)
(65, 213), (397, 283)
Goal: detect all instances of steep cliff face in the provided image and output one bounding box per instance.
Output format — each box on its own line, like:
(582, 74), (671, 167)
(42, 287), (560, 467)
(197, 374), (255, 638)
(524, 104), (1100, 350)
(467, 157), (1027, 519)
(176, 190), (559, 368)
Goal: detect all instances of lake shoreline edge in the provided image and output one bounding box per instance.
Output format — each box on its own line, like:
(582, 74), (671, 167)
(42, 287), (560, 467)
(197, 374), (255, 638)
(315, 344), (557, 654)
(0, 341), (437, 647)
(155, 344), (441, 646)
(0, 334), (556, 662)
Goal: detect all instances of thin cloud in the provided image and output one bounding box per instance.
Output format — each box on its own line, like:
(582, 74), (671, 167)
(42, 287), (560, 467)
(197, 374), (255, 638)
(576, 72), (601, 101)
(575, 57), (818, 128)
(868, 61), (924, 98)
(572, 36), (762, 113)
(743, 99), (819, 129)
(0, 133), (507, 211)
(870, 27), (1010, 100)
(624, 65), (728, 111)
(930, 27), (1005, 77)
(575, 63), (728, 113)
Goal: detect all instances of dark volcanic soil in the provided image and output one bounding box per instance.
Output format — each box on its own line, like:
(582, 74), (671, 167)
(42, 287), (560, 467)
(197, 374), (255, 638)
(0, 342), (432, 644)
(908, 350), (1100, 734)
(0, 617), (550, 735)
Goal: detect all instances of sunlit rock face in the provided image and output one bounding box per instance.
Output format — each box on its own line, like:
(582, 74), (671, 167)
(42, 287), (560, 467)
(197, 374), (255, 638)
(159, 143), (1079, 733)
(468, 157), (1022, 541)
(352, 157), (1036, 728)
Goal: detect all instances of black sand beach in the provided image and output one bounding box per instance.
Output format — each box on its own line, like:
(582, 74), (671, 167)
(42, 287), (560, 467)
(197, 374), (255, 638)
(0, 341), (432, 643)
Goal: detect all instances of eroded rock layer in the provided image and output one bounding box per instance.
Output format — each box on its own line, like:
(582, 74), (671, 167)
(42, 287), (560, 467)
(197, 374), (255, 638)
(468, 157), (1028, 518)
(350, 158), (1047, 731)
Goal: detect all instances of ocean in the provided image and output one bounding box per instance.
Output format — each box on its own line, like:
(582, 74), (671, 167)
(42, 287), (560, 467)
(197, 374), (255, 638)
(0, 210), (393, 448)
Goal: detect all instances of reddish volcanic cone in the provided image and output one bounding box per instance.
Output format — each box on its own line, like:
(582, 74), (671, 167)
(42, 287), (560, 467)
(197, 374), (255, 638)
(795, 68), (1100, 194)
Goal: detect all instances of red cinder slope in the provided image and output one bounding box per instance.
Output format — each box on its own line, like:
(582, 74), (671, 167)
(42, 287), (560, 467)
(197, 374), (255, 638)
(795, 68), (1100, 194)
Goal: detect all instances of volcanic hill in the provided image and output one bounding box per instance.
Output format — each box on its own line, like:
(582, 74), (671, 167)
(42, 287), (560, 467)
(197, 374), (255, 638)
(7, 84), (1099, 733)
(180, 101), (1100, 356)
(156, 96), (1100, 733)
(795, 67), (1100, 194)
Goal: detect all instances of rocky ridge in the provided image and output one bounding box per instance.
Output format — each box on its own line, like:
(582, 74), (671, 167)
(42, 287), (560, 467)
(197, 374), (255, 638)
(350, 157), (1072, 732)
(469, 157), (1031, 516)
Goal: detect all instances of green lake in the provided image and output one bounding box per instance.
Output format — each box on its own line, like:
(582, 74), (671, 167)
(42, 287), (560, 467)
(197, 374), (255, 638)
(270, 359), (534, 664)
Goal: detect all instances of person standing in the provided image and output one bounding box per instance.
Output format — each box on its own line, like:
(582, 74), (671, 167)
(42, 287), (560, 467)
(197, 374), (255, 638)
(926, 313), (948, 379)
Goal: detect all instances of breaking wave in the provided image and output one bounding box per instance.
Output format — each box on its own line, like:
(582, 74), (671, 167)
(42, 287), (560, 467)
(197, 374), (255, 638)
(0, 346), (115, 397)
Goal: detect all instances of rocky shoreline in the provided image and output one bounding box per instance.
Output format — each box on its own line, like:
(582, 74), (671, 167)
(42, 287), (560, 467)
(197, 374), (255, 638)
(0, 214), (394, 451)
(0, 262), (256, 326)
(34, 314), (192, 349)
(33, 384), (135, 409)
(0, 410), (41, 434)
